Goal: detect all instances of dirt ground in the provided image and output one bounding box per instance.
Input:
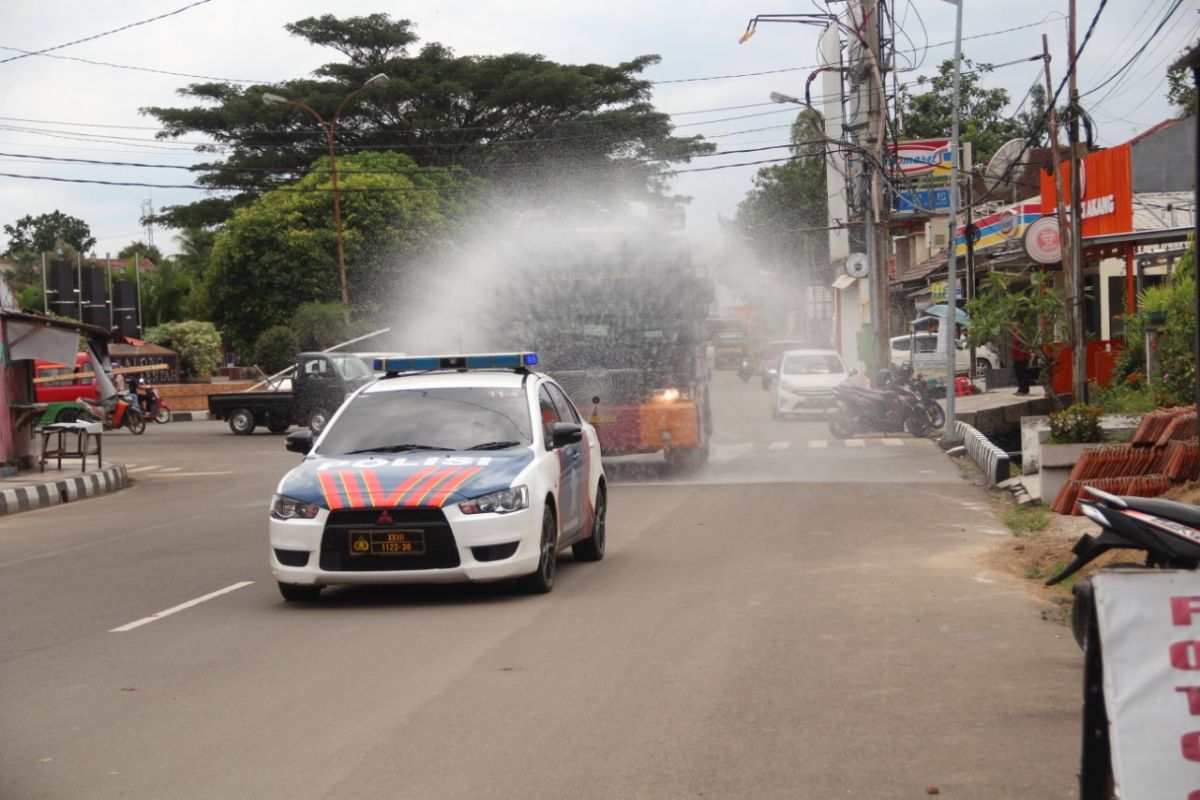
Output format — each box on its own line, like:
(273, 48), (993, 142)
(982, 474), (1200, 622)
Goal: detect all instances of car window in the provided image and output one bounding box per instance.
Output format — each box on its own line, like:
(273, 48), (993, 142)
(781, 354), (844, 375)
(914, 336), (938, 354)
(315, 386), (534, 455)
(302, 357), (329, 377)
(545, 382), (580, 424)
(538, 385), (564, 448)
(892, 338), (911, 353)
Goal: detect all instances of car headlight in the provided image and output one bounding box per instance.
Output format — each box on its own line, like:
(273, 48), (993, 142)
(271, 494), (320, 520)
(653, 387), (689, 403)
(459, 485), (529, 515)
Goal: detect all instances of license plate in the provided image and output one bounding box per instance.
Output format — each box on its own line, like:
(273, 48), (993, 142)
(348, 529), (426, 556)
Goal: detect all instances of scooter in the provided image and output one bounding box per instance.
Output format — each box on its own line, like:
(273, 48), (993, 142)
(827, 372), (932, 438)
(1046, 487), (1200, 799)
(137, 381), (171, 424)
(737, 358), (752, 383)
(891, 364), (944, 429)
(76, 396), (146, 434)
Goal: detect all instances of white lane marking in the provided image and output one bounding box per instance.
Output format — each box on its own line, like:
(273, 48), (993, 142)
(126, 465), (162, 473)
(845, 439), (865, 447)
(769, 441), (790, 450)
(807, 440), (828, 448)
(154, 471), (237, 478)
(882, 438), (904, 446)
(110, 582), (254, 632)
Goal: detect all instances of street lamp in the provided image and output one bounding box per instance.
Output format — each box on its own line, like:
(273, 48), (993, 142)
(263, 73), (389, 324)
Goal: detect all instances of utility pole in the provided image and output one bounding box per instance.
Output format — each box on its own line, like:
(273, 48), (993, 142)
(1067, 0), (1087, 402)
(860, 0), (890, 376)
(942, 0), (964, 442)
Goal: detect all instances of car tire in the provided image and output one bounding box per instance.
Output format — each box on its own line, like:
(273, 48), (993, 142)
(572, 487), (606, 562)
(278, 582), (322, 602)
(154, 407), (171, 424)
(308, 407), (330, 435)
(975, 357), (992, 374)
(228, 408), (256, 436)
(517, 507), (558, 594)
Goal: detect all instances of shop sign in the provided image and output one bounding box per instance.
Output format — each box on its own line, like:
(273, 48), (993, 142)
(954, 201), (1042, 257)
(889, 138), (953, 177)
(1023, 216), (1062, 264)
(1039, 142), (1133, 237)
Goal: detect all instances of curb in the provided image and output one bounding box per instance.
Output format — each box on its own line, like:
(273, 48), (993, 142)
(168, 411), (212, 422)
(0, 464), (129, 517)
(953, 420), (1011, 486)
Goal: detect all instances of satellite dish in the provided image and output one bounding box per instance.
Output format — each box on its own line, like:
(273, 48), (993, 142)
(983, 138), (1025, 192)
(845, 252), (869, 278)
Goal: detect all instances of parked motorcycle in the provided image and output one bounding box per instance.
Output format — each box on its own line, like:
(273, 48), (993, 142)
(76, 396), (146, 434)
(136, 380), (171, 424)
(826, 371), (932, 438)
(737, 358), (752, 383)
(1045, 487), (1200, 798)
(890, 364), (945, 429)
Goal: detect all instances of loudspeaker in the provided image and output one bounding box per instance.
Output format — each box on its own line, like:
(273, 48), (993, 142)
(112, 279), (140, 337)
(47, 260), (77, 318)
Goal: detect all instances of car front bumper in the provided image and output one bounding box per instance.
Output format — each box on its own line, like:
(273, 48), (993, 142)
(776, 388), (835, 413)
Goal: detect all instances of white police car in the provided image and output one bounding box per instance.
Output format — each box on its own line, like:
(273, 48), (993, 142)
(269, 353), (606, 601)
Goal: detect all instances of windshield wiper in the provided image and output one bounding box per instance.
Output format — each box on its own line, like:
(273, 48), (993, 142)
(465, 441), (522, 451)
(344, 444), (454, 454)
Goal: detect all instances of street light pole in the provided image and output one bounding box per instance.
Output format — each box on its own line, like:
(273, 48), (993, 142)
(263, 73), (389, 325)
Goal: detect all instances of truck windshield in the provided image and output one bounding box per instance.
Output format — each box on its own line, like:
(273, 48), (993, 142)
(327, 354), (375, 383)
(316, 387), (534, 455)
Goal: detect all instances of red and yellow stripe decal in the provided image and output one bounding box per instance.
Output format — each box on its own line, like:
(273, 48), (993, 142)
(317, 466), (483, 509)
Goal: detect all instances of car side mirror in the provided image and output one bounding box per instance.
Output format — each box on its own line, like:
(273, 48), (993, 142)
(550, 421), (583, 448)
(285, 430), (313, 455)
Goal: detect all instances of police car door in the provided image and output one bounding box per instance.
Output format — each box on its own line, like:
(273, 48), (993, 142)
(538, 383), (582, 538)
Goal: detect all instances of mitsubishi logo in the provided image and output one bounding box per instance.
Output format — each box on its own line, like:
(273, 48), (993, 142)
(376, 510), (395, 525)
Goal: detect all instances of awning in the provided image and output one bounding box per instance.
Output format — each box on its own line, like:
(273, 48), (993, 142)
(4, 319), (79, 365)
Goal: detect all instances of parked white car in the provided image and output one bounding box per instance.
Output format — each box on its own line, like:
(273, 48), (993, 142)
(890, 334), (1001, 375)
(771, 349), (848, 419)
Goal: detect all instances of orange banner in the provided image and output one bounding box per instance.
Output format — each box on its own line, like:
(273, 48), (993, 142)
(1039, 143), (1132, 237)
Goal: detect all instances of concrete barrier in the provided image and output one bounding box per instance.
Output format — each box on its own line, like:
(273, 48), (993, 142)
(954, 420), (1011, 485)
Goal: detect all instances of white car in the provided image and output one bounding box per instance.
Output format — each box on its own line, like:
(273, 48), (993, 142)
(771, 349), (848, 418)
(269, 352), (606, 601)
(890, 333), (1001, 375)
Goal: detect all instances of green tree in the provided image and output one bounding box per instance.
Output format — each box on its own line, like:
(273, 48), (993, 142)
(252, 326), (301, 373)
(3, 211), (95, 256)
(289, 302), (365, 351)
(116, 241), (164, 265)
(143, 320), (222, 378)
(142, 14), (712, 228)
(899, 58), (1045, 162)
(202, 149), (472, 349)
(1167, 66), (1198, 117)
(140, 259), (192, 326)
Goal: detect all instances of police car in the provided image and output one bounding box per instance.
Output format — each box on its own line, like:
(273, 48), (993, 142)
(269, 352), (606, 601)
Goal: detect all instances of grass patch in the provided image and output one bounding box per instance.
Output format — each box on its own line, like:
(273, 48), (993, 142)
(1003, 504), (1051, 538)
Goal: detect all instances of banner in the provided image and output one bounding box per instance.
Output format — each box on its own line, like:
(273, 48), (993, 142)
(1039, 143), (1133, 237)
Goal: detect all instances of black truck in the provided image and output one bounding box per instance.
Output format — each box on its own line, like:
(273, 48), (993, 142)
(208, 352), (376, 435)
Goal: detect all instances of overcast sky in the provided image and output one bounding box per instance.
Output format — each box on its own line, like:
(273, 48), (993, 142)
(0, 0), (1194, 259)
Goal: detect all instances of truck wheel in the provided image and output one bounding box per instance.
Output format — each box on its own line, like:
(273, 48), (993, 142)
(267, 420), (290, 434)
(308, 407), (330, 435)
(228, 408), (256, 435)
(55, 407), (81, 424)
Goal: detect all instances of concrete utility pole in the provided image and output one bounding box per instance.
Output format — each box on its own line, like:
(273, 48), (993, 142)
(1067, 0), (1087, 402)
(942, 0), (963, 442)
(1171, 43), (1200, 411)
(1042, 34), (1073, 324)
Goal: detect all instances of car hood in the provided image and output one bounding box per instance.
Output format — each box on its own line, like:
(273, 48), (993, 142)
(277, 449), (535, 510)
(778, 372), (845, 389)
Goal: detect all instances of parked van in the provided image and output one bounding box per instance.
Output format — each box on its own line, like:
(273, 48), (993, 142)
(35, 354), (100, 422)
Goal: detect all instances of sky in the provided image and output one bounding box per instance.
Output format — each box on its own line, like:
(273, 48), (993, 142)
(0, 0), (1194, 260)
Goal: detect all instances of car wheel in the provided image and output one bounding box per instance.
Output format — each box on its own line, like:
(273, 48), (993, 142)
(55, 407), (81, 424)
(126, 409), (146, 435)
(572, 487), (606, 562)
(154, 407), (171, 424)
(517, 507), (558, 594)
(975, 357), (992, 374)
(278, 582), (321, 602)
(308, 407), (330, 435)
(228, 408), (256, 435)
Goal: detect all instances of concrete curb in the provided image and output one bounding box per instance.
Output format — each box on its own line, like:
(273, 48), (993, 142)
(168, 411), (212, 422)
(0, 464), (129, 516)
(954, 420), (1011, 486)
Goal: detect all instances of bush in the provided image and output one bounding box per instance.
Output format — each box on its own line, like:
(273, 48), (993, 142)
(144, 320), (222, 378)
(1048, 403), (1104, 444)
(1089, 381), (1159, 414)
(253, 326), (300, 374)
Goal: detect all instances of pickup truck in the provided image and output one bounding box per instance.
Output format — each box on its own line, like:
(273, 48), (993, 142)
(208, 352), (376, 435)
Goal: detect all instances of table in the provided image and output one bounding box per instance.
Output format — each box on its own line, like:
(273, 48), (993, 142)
(39, 421), (103, 473)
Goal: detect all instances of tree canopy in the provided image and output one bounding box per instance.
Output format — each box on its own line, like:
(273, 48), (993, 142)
(142, 14), (713, 228)
(3, 210), (95, 256)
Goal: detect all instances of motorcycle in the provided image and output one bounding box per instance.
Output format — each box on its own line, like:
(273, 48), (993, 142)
(1045, 486), (1200, 798)
(76, 396), (146, 434)
(136, 381), (171, 424)
(891, 364), (945, 429)
(737, 358), (752, 383)
(826, 370), (932, 438)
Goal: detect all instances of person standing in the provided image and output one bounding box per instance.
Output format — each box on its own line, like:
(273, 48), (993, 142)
(1011, 335), (1031, 395)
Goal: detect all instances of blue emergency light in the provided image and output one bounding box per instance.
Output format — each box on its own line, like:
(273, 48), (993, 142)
(373, 352), (539, 374)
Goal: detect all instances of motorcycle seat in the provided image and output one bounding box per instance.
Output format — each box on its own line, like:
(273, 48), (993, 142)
(840, 386), (894, 402)
(1119, 496), (1200, 531)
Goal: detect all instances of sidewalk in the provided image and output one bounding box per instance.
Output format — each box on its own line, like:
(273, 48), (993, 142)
(0, 460), (128, 516)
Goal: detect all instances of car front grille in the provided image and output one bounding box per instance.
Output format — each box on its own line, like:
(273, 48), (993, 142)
(320, 507), (461, 571)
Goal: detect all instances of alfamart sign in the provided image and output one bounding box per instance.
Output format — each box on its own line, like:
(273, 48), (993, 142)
(888, 138), (953, 177)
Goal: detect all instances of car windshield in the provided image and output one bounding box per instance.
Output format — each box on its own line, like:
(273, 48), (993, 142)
(316, 387), (534, 455)
(781, 354), (844, 375)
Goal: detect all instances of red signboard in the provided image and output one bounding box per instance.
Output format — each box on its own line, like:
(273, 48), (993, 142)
(1039, 143), (1133, 237)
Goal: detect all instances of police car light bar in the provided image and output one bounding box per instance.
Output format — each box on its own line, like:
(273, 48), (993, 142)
(374, 352), (539, 373)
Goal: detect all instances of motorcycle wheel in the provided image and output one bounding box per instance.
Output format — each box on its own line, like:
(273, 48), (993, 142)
(126, 409), (147, 435)
(154, 406), (171, 424)
(904, 407), (932, 438)
(924, 400), (945, 429)
(828, 413), (855, 440)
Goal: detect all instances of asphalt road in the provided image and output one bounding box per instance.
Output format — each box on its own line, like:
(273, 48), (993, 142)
(0, 370), (1081, 799)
